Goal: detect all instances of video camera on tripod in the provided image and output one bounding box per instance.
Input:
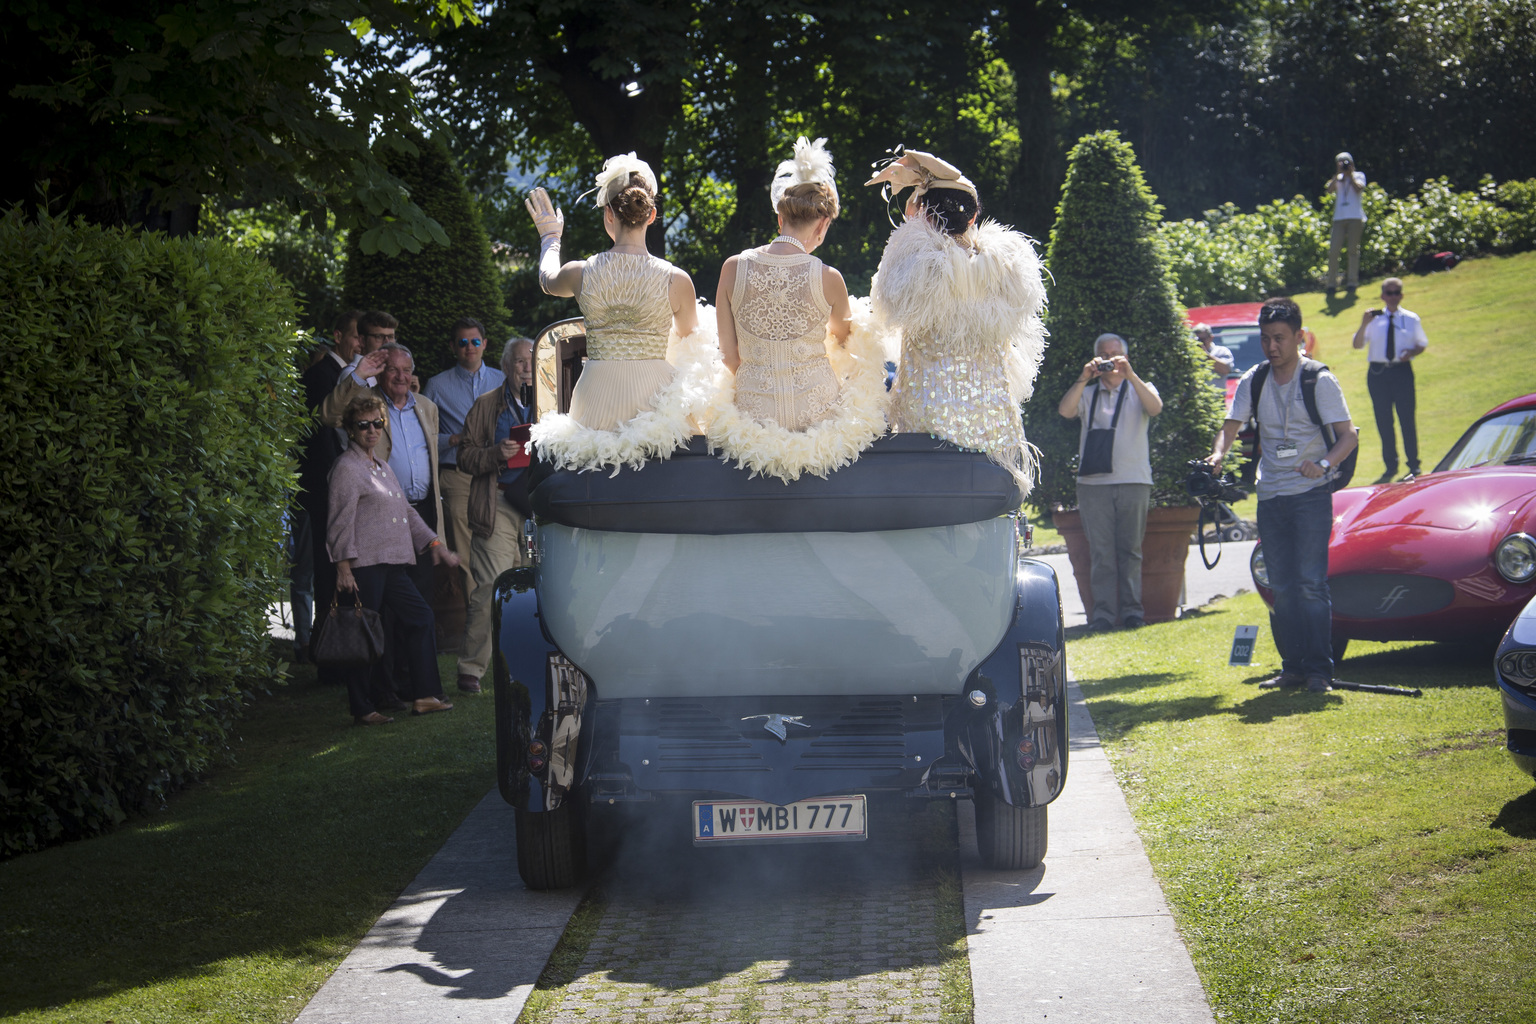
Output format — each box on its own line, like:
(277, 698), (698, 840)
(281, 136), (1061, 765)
(1185, 459), (1251, 566)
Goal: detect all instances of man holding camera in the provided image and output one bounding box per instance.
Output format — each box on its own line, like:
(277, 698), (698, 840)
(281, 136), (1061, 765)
(1352, 277), (1428, 482)
(1058, 333), (1163, 630)
(1325, 152), (1367, 293)
(1209, 298), (1357, 693)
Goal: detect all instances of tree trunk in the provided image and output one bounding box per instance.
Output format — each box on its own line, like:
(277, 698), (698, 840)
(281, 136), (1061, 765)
(998, 0), (1064, 241)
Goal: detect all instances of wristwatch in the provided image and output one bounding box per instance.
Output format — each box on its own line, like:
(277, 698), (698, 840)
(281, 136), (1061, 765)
(1319, 458), (1332, 470)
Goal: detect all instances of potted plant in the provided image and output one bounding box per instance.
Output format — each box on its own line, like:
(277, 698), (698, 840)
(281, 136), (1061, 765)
(1023, 131), (1227, 622)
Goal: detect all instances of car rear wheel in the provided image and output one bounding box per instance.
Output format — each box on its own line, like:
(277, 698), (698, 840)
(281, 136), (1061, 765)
(974, 793), (1047, 870)
(515, 801), (587, 890)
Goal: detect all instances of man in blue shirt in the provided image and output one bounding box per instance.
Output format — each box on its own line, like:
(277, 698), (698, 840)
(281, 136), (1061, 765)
(424, 318), (506, 613)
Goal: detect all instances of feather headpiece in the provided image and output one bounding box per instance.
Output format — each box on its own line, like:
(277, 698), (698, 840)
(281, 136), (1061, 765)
(769, 137), (838, 212)
(865, 148), (978, 200)
(581, 153), (658, 208)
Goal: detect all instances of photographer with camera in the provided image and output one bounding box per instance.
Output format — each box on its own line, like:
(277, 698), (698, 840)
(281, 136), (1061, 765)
(1325, 152), (1367, 293)
(1058, 332), (1163, 630)
(1208, 298), (1357, 693)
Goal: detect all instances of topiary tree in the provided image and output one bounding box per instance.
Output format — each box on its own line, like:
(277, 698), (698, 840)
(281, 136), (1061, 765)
(343, 134), (512, 378)
(1, 208), (308, 855)
(1024, 130), (1226, 515)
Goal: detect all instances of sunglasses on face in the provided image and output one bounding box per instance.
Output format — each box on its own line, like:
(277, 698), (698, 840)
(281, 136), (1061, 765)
(351, 419), (385, 431)
(456, 337), (484, 348)
(1382, 289), (1402, 296)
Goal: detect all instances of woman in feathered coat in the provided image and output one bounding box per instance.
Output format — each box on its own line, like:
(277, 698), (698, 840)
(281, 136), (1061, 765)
(866, 150), (1048, 494)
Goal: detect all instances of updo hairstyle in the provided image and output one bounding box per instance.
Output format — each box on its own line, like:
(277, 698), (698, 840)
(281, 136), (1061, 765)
(777, 181), (840, 228)
(608, 173), (656, 228)
(917, 189), (981, 237)
(345, 393), (386, 430)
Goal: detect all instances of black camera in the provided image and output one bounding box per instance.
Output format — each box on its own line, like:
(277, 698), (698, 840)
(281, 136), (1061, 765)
(1185, 459), (1247, 505)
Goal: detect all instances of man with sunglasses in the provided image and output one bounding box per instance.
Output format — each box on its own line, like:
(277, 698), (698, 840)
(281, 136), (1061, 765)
(1352, 277), (1428, 482)
(424, 318), (507, 631)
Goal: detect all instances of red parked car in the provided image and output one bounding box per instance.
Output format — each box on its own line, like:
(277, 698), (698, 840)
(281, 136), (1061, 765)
(1185, 301), (1318, 403)
(1250, 392), (1536, 660)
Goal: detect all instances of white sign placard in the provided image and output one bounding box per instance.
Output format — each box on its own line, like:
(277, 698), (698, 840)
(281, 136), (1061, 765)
(1229, 625), (1260, 666)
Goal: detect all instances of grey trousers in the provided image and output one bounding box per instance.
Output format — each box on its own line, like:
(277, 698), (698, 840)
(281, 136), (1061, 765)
(1077, 482), (1151, 625)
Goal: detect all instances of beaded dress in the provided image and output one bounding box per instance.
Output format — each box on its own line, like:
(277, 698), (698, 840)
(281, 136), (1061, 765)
(870, 216), (1047, 493)
(529, 250), (717, 475)
(730, 250), (839, 430)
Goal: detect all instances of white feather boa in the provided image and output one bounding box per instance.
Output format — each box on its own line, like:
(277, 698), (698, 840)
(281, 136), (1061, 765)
(528, 305), (718, 476)
(701, 296), (890, 483)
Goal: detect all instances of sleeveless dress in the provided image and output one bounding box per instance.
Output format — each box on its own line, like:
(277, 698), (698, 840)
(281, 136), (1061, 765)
(731, 251), (840, 430)
(528, 250), (717, 475)
(871, 217), (1047, 494)
(699, 249), (890, 483)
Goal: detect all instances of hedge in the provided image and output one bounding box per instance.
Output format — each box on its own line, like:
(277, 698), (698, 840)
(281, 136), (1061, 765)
(1161, 176), (1536, 307)
(0, 210), (308, 856)
(1024, 131), (1227, 515)
(343, 134), (513, 377)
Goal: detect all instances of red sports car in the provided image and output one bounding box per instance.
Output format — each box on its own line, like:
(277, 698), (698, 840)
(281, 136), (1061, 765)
(1185, 302), (1317, 404)
(1250, 392), (1536, 660)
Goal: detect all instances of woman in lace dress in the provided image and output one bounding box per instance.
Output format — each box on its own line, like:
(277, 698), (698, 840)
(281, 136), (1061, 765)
(865, 149), (1047, 495)
(523, 154), (713, 474)
(704, 137), (889, 482)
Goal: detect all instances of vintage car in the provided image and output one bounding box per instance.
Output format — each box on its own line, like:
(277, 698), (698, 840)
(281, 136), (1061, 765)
(491, 319), (1069, 889)
(1250, 392), (1536, 660)
(1495, 595), (1536, 781)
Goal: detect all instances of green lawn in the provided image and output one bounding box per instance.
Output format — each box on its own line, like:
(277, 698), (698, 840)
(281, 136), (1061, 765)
(0, 654), (497, 1024)
(1071, 593), (1536, 1024)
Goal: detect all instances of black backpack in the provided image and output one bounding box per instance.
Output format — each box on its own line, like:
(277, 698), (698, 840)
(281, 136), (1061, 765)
(1250, 359), (1357, 491)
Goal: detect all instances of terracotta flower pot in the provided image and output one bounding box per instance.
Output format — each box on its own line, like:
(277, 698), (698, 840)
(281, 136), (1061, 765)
(1052, 504), (1202, 624)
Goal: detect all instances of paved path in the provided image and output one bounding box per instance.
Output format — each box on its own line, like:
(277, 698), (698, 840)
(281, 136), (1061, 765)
(1040, 539), (1256, 629)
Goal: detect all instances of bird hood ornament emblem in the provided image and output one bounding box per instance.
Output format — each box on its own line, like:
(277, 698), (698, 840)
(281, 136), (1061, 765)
(741, 714), (810, 741)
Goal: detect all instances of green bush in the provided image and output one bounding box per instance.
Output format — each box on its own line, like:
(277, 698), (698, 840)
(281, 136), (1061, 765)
(1025, 131), (1226, 515)
(0, 210), (307, 857)
(1162, 176), (1536, 307)
(343, 135), (512, 377)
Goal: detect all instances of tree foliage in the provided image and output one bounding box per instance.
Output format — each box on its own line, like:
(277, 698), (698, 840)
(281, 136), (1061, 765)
(0, 0), (475, 252)
(342, 134), (512, 377)
(0, 209), (308, 856)
(1026, 131), (1225, 515)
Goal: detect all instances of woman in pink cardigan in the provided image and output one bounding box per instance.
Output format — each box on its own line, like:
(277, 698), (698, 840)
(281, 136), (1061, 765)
(328, 394), (461, 724)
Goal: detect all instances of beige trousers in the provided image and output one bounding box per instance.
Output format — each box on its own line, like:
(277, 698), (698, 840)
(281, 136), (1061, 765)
(1327, 218), (1364, 289)
(437, 465), (475, 592)
(458, 495), (525, 681)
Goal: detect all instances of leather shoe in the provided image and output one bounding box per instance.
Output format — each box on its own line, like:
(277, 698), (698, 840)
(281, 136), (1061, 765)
(1087, 619), (1115, 632)
(1398, 471), (1418, 482)
(354, 712), (394, 726)
(1373, 470), (1396, 484)
(1122, 615), (1146, 629)
(1259, 672), (1307, 689)
(457, 674), (483, 694)
(1306, 675), (1333, 693)
(413, 696), (455, 715)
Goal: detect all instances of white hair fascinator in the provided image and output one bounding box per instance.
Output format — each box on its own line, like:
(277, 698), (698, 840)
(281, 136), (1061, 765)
(865, 147), (978, 200)
(580, 152), (658, 208)
(769, 136), (838, 212)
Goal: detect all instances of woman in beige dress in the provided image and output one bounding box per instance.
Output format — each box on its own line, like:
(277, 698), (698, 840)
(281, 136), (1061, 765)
(524, 154), (713, 474)
(705, 137), (889, 482)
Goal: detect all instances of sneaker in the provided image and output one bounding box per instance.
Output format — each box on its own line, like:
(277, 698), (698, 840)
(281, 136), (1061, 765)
(1305, 675), (1333, 693)
(457, 673), (483, 694)
(1122, 615), (1146, 629)
(1259, 672), (1307, 689)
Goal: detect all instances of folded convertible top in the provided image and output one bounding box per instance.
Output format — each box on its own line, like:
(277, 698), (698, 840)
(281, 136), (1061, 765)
(528, 433), (1022, 534)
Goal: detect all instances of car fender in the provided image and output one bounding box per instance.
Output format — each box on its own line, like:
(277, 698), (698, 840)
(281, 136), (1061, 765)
(956, 557), (1069, 809)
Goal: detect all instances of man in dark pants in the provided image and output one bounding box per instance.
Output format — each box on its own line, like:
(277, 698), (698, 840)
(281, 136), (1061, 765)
(1352, 277), (1428, 482)
(299, 309), (365, 683)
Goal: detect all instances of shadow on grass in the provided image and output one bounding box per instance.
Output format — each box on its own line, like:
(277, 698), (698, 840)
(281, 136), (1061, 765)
(1491, 788), (1536, 839)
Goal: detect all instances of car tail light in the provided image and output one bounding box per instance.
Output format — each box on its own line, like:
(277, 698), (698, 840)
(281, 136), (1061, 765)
(527, 739), (548, 773)
(1250, 545), (1270, 589)
(1495, 534), (1536, 584)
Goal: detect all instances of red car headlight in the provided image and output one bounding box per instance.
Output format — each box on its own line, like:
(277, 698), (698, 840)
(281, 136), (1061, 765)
(1495, 534), (1536, 584)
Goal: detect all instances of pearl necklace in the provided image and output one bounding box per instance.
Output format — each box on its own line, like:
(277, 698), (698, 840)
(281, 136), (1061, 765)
(771, 234), (808, 253)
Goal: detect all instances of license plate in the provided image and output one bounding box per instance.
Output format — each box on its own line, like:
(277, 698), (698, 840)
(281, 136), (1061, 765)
(693, 795), (867, 844)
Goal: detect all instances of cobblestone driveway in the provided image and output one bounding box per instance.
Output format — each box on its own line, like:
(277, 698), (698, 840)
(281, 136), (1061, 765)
(524, 802), (968, 1024)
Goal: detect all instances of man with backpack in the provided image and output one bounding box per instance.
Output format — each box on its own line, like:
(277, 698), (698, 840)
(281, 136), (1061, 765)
(1208, 297), (1358, 693)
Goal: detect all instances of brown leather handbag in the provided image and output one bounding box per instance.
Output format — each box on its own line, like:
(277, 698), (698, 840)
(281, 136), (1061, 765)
(311, 594), (386, 667)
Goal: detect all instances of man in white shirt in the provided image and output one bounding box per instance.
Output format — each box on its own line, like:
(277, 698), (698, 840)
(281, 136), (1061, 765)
(1209, 298), (1357, 692)
(1325, 152), (1367, 293)
(1352, 277), (1428, 481)
(1057, 333), (1163, 630)
(1193, 323), (1234, 382)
